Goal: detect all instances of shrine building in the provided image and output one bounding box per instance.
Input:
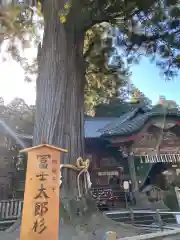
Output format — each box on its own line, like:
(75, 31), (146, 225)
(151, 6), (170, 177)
(0, 104), (180, 209)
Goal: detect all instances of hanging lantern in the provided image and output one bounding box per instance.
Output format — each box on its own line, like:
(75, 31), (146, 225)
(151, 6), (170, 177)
(16, 153), (25, 171)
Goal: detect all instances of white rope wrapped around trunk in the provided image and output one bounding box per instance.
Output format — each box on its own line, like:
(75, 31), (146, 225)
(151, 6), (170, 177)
(59, 157), (91, 197)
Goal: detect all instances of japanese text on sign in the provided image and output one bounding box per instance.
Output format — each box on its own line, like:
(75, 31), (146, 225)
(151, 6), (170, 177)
(32, 155), (51, 234)
(37, 154), (50, 169)
(33, 218), (47, 234)
(34, 184), (49, 199)
(52, 159), (57, 181)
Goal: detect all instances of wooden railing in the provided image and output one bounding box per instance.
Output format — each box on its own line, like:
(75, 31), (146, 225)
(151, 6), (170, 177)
(0, 199), (23, 220)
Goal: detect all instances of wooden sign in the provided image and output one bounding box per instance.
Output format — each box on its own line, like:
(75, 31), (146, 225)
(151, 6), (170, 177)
(20, 143), (67, 240)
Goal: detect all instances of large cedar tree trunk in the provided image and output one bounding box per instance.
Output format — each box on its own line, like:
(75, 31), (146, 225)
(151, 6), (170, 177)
(1, 1), (142, 238)
(34, 3), (85, 156)
(22, 1), (140, 238)
(33, 0), (97, 221)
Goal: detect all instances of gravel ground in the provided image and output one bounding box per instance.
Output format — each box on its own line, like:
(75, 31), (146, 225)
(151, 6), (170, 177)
(0, 215), (142, 240)
(163, 236), (180, 239)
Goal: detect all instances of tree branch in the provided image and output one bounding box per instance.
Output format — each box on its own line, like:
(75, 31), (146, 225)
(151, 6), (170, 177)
(82, 15), (109, 32)
(82, 13), (121, 33)
(81, 5), (140, 33)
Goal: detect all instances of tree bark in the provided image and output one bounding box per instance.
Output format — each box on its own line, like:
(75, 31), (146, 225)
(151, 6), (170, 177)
(34, 1), (85, 156)
(27, 0), (141, 238)
(33, 0), (96, 221)
(0, 1), (143, 239)
(34, 2), (85, 160)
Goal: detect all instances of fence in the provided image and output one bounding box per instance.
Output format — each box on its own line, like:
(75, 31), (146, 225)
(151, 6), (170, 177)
(0, 199), (179, 225)
(0, 199), (180, 235)
(105, 210), (180, 239)
(106, 228), (180, 240)
(105, 209), (179, 232)
(0, 199), (23, 220)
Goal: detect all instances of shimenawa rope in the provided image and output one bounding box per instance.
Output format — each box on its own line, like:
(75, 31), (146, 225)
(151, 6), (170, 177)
(60, 157), (91, 197)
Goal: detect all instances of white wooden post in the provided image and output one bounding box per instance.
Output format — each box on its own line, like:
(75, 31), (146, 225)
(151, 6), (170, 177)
(105, 231), (117, 240)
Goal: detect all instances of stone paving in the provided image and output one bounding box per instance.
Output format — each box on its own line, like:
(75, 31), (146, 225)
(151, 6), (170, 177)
(1, 219), (180, 240)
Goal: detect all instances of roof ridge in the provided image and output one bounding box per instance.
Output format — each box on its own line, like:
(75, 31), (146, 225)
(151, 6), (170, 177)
(97, 107), (140, 134)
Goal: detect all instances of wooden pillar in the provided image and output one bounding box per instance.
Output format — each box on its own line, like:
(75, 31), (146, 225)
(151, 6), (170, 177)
(96, 151), (101, 168)
(127, 145), (138, 192)
(19, 143), (67, 240)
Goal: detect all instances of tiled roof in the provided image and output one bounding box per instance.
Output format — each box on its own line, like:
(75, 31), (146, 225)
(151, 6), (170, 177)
(98, 108), (139, 134)
(2, 107), (180, 141)
(84, 118), (119, 138)
(4, 118), (119, 140)
(100, 107), (180, 137)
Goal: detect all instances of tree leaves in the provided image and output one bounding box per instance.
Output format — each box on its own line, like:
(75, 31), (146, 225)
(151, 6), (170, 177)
(94, 87), (152, 117)
(58, 1), (71, 23)
(169, 6), (180, 18)
(0, 97), (35, 135)
(166, 0), (178, 6)
(84, 23), (130, 115)
(0, 0), (180, 112)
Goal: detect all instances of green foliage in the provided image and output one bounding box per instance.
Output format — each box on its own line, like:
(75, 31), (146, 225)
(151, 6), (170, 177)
(1, 0), (180, 113)
(0, 2), (41, 81)
(0, 97), (35, 135)
(59, 1), (72, 23)
(0, 3), (131, 114)
(0, 3), (33, 39)
(94, 86), (151, 117)
(95, 98), (134, 117)
(163, 188), (179, 211)
(119, 1), (180, 79)
(84, 23), (129, 114)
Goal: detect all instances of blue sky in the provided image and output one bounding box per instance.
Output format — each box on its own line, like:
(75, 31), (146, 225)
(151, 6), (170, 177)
(0, 53), (179, 106)
(131, 57), (180, 105)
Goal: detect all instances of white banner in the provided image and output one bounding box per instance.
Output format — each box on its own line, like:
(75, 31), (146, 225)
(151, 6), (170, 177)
(139, 154), (180, 163)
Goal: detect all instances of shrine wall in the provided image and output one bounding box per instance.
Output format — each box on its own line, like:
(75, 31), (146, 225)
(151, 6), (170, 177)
(1, 136), (125, 199)
(131, 121), (180, 188)
(132, 123), (180, 156)
(85, 140), (124, 186)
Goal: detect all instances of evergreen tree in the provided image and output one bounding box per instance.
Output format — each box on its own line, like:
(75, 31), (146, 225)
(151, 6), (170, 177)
(0, 0), (180, 238)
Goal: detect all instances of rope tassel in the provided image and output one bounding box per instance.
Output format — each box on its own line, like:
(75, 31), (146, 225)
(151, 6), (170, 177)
(60, 157), (91, 197)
